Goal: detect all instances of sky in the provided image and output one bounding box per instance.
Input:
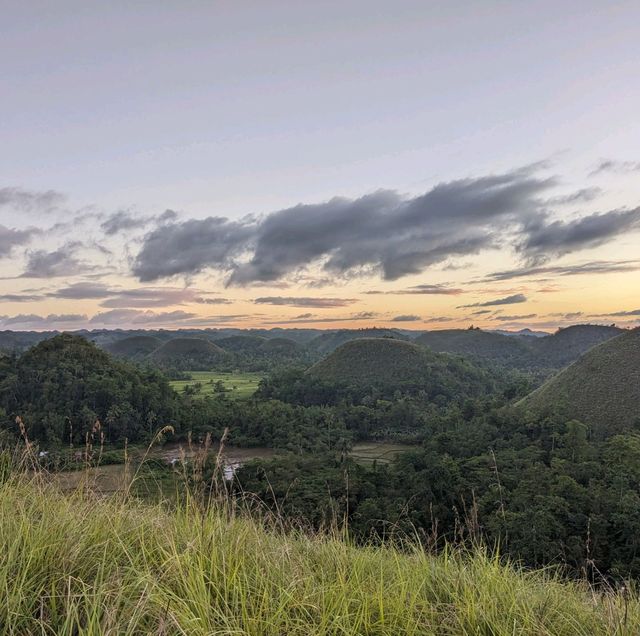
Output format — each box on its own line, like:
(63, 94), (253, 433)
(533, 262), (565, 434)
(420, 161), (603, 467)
(1, 1), (639, 333)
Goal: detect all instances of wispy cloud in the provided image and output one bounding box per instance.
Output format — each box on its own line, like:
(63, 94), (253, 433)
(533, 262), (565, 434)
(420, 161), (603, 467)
(391, 314), (421, 322)
(253, 296), (356, 308)
(459, 293), (527, 308)
(0, 186), (66, 214)
(365, 283), (463, 295)
(589, 159), (640, 177)
(486, 259), (640, 281)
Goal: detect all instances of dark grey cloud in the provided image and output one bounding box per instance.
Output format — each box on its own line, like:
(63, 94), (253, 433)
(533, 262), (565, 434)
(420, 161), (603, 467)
(231, 171), (553, 285)
(391, 314), (421, 322)
(470, 309), (492, 315)
(133, 168), (557, 284)
(486, 259), (640, 281)
(253, 296), (356, 308)
(0, 187), (66, 213)
(21, 243), (91, 278)
(590, 160), (640, 177)
(133, 216), (256, 281)
(518, 207), (640, 264)
(459, 293), (527, 308)
(0, 225), (37, 258)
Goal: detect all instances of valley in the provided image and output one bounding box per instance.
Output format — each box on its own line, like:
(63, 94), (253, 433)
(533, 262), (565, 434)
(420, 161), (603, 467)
(2, 324), (640, 632)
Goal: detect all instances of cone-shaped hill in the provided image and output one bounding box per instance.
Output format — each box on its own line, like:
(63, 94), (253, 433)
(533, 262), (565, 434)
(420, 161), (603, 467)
(529, 324), (623, 369)
(149, 337), (230, 370)
(259, 337), (302, 353)
(308, 328), (408, 355)
(415, 329), (535, 369)
(216, 335), (268, 353)
(105, 335), (162, 359)
(517, 328), (640, 435)
(307, 338), (492, 398)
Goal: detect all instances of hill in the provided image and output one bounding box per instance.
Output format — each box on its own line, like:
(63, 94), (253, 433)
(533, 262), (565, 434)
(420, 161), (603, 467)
(415, 328), (535, 369)
(216, 334), (268, 353)
(529, 324), (624, 368)
(0, 334), (178, 443)
(259, 336), (302, 353)
(518, 328), (640, 435)
(104, 335), (162, 359)
(0, 330), (52, 353)
(1, 477), (637, 634)
(308, 328), (408, 355)
(414, 325), (624, 376)
(149, 337), (230, 370)
(307, 338), (491, 398)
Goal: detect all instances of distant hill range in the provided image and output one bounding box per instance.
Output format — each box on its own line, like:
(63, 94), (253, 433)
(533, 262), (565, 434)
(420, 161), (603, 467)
(490, 328), (549, 338)
(414, 325), (624, 375)
(517, 328), (640, 435)
(0, 324), (628, 376)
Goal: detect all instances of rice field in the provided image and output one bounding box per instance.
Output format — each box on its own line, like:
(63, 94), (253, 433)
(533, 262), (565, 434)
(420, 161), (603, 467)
(169, 371), (263, 399)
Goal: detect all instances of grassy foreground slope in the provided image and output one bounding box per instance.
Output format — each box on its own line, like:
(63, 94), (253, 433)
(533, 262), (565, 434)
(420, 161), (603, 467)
(518, 327), (640, 435)
(1, 477), (638, 635)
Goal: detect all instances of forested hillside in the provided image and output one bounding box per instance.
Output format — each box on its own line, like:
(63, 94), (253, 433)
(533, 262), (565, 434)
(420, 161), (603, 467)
(0, 335), (180, 444)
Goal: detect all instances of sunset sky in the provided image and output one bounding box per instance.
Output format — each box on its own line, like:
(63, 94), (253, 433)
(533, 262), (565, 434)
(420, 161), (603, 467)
(1, 1), (639, 333)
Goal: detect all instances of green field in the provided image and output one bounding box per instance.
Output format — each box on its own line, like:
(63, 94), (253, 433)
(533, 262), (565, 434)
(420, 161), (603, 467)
(169, 371), (263, 399)
(351, 442), (415, 465)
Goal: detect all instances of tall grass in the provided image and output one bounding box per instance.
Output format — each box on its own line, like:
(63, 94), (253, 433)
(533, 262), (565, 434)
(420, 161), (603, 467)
(1, 460), (639, 636)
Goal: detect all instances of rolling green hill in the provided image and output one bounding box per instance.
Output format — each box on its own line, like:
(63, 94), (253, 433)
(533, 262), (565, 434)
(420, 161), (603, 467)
(307, 337), (491, 398)
(104, 335), (163, 359)
(216, 334), (268, 353)
(149, 337), (230, 370)
(258, 336), (302, 353)
(308, 328), (407, 355)
(415, 328), (535, 369)
(415, 325), (624, 376)
(529, 324), (623, 368)
(518, 327), (640, 435)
